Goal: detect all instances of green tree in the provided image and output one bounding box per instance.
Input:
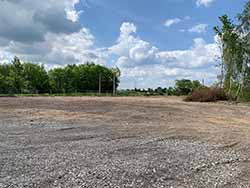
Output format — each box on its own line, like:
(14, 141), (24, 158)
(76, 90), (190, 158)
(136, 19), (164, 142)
(48, 63), (119, 93)
(49, 68), (67, 93)
(236, 1), (250, 99)
(175, 79), (193, 95)
(10, 57), (25, 93)
(214, 1), (250, 100)
(0, 58), (120, 94)
(192, 80), (202, 91)
(214, 15), (242, 96)
(22, 62), (50, 93)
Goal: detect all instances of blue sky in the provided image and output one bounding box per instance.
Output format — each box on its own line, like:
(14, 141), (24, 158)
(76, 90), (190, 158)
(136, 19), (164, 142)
(78, 0), (245, 50)
(0, 0), (248, 88)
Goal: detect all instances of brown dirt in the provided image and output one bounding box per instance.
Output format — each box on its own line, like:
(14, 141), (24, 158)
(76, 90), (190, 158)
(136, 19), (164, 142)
(1, 96), (250, 146)
(1, 96), (250, 187)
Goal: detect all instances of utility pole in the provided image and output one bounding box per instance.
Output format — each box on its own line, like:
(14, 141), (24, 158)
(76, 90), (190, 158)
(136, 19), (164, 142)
(113, 74), (116, 96)
(111, 67), (121, 96)
(99, 73), (102, 96)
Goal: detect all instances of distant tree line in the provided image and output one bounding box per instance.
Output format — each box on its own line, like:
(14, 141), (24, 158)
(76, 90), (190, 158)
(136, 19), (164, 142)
(119, 79), (202, 96)
(0, 57), (120, 94)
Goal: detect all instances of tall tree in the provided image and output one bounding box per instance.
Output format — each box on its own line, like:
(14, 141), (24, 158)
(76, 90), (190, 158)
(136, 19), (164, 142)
(236, 1), (250, 99)
(214, 15), (242, 96)
(215, 1), (250, 100)
(22, 63), (50, 93)
(11, 57), (25, 93)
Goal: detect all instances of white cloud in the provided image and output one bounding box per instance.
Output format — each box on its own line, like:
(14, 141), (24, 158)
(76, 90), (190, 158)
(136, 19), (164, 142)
(5, 28), (106, 66)
(0, 49), (9, 64)
(179, 29), (186, 32)
(0, 0), (220, 89)
(111, 23), (218, 69)
(157, 38), (219, 68)
(164, 18), (182, 27)
(110, 22), (220, 88)
(188, 24), (208, 34)
(164, 16), (190, 27)
(64, 0), (83, 22)
(120, 22), (137, 36)
(110, 23), (159, 68)
(0, 0), (82, 44)
(0, 0), (106, 66)
(109, 23), (142, 57)
(196, 0), (215, 7)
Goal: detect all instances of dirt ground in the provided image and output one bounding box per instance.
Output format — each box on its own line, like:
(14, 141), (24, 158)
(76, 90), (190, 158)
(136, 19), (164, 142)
(1, 96), (250, 187)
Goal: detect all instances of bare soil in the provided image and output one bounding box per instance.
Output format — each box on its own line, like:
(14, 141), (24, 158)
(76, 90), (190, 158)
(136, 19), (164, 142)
(1, 96), (250, 187)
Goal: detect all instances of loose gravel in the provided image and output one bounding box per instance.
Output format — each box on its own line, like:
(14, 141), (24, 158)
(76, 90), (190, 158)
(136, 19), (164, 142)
(0, 97), (250, 187)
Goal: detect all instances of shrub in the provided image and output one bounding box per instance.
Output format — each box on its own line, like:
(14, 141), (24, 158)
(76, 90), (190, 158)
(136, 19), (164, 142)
(185, 87), (228, 102)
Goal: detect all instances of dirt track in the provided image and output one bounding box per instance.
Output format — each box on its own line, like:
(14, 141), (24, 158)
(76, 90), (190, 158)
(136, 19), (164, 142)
(1, 97), (250, 187)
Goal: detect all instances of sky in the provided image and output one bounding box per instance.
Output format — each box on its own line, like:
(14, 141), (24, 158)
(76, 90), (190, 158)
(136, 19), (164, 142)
(0, 0), (248, 89)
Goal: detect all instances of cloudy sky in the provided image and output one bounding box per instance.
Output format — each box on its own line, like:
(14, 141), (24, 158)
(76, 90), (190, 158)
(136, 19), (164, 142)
(0, 0), (247, 88)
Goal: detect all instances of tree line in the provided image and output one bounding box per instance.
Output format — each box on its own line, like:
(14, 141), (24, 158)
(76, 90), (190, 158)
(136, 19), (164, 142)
(214, 1), (250, 101)
(0, 57), (120, 94)
(120, 79), (203, 96)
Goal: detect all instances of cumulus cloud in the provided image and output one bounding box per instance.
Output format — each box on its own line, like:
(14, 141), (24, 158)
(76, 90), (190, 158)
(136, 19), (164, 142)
(0, 0), (106, 66)
(157, 38), (219, 68)
(196, 0), (216, 7)
(4, 28), (106, 66)
(110, 22), (220, 88)
(120, 22), (137, 36)
(0, 0), (220, 89)
(0, 0), (82, 44)
(111, 23), (217, 69)
(188, 24), (208, 34)
(64, 0), (83, 22)
(110, 23), (159, 68)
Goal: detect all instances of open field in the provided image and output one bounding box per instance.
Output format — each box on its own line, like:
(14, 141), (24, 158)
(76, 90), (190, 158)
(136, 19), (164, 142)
(1, 97), (250, 187)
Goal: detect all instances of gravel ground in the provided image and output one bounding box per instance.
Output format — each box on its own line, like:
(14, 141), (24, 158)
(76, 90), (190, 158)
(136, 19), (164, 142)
(0, 97), (250, 187)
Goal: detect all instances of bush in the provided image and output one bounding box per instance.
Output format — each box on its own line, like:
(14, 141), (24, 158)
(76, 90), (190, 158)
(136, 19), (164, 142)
(185, 87), (228, 102)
